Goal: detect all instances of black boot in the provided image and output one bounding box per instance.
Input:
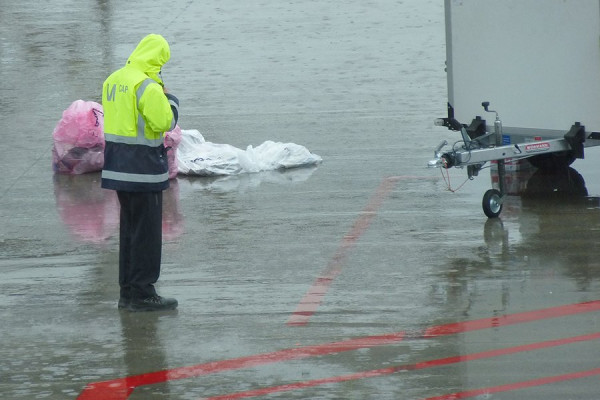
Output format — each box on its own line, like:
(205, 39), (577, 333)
(127, 295), (178, 312)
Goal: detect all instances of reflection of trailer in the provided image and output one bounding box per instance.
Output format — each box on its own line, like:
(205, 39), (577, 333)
(429, 0), (600, 217)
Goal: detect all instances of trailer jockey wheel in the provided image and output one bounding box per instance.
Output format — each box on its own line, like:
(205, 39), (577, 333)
(482, 189), (503, 218)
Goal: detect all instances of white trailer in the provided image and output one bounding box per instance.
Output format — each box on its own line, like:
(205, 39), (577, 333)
(429, 0), (600, 217)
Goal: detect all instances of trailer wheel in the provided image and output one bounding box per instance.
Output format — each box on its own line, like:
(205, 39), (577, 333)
(482, 189), (503, 218)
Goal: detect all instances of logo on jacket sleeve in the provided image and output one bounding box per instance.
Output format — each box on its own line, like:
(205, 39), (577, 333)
(105, 83), (128, 102)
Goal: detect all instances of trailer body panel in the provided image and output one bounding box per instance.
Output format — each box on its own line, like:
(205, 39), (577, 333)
(446, 0), (600, 141)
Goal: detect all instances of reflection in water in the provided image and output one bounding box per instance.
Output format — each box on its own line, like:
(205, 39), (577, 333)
(119, 311), (175, 399)
(53, 173), (119, 244)
(428, 164), (600, 396)
(178, 166), (319, 193)
(514, 167), (600, 292)
(53, 173), (184, 244)
(456, 164), (600, 298)
(54, 168), (315, 244)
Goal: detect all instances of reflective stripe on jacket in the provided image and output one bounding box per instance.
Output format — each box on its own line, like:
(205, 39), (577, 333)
(101, 34), (178, 192)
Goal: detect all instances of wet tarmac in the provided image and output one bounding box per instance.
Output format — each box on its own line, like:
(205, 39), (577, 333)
(2, 1), (600, 399)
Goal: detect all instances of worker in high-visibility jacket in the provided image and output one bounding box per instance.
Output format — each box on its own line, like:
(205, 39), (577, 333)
(101, 34), (179, 312)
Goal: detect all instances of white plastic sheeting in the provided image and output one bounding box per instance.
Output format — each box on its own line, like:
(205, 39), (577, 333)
(176, 129), (322, 176)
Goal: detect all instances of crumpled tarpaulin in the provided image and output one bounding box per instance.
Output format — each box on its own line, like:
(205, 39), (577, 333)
(176, 129), (322, 176)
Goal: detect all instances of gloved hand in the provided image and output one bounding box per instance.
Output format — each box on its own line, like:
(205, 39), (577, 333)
(165, 92), (179, 125)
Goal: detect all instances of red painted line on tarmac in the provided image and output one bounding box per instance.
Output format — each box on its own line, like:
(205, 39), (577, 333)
(76, 332), (406, 400)
(424, 367), (600, 400)
(204, 332), (600, 400)
(77, 300), (600, 399)
(287, 176), (401, 326)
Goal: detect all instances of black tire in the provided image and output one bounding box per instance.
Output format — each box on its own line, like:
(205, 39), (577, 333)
(527, 151), (575, 171)
(482, 189), (503, 218)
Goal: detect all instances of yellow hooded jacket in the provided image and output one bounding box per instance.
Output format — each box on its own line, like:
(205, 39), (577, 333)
(101, 34), (179, 192)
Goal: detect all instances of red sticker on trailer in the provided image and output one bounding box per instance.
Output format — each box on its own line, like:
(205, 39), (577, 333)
(524, 142), (550, 152)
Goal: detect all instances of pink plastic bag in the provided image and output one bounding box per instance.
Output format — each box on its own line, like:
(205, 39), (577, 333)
(53, 100), (181, 178)
(165, 125), (182, 179)
(52, 100), (105, 174)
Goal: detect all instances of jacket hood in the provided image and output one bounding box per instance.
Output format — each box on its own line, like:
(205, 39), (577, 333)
(126, 34), (170, 85)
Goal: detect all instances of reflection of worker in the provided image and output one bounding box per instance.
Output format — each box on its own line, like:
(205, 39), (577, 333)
(101, 34), (179, 311)
(119, 312), (172, 397)
(53, 174), (119, 244)
(54, 174), (184, 245)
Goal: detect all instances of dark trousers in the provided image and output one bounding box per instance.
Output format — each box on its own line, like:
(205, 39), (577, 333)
(117, 191), (163, 299)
